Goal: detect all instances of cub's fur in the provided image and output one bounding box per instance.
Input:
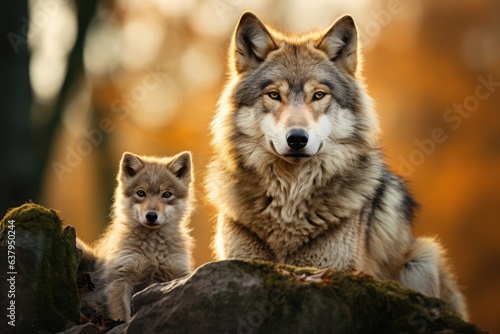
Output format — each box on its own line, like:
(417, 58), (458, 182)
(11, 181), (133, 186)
(205, 12), (467, 318)
(78, 151), (194, 321)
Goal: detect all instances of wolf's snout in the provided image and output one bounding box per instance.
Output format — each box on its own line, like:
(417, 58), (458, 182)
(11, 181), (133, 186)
(146, 212), (158, 223)
(286, 129), (309, 150)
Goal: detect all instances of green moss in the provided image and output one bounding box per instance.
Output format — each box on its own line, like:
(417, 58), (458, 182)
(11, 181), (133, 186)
(241, 260), (484, 333)
(0, 203), (80, 333)
(1, 202), (62, 234)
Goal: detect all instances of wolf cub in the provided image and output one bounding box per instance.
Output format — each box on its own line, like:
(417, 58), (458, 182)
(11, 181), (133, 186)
(78, 151), (194, 321)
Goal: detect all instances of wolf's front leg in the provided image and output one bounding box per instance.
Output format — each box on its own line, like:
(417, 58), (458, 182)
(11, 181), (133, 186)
(400, 237), (468, 320)
(106, 278), (133, 321)
(104, 255), (144, 321)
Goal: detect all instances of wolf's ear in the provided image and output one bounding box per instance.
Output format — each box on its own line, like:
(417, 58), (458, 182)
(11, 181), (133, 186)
(232, 12), (277, 74)
(317, 15), (358, 75)
(121, 153), (144, 178)
(168, 152), (192, 183)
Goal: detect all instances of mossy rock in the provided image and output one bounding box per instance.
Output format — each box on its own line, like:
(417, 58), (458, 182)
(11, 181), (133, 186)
(0, 203), (80, 333)
(130, 260), (486, 334)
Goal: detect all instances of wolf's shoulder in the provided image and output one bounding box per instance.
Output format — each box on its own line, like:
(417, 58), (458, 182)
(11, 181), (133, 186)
(367, 167), (418, 225)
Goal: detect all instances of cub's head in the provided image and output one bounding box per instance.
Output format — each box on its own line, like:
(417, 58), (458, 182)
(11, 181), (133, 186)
(115, 152), (193, 229)
(214, 12), (378, 170)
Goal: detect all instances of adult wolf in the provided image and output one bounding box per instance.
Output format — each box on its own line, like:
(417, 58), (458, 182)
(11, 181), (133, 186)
(206, 12), (467, 318)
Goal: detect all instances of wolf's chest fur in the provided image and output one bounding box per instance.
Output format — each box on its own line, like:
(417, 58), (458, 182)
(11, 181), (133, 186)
(234, 159), (378, 262)
(130, 228), (171, 264)
(125, 228), (179, 286)
(97, 224), (182, 284)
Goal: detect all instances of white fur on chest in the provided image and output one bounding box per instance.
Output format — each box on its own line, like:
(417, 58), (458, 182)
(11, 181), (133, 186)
(262, 163), (319, 223)
(132, 229), (170, 262)
(246, 159), (374, 260)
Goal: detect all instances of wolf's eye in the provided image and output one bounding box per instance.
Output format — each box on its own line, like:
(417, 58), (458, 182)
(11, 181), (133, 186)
(136, 190), (146, 197)
(163, 191), (173, 199)
(267, 91), (281, 101)
(313, 91), (326, 101)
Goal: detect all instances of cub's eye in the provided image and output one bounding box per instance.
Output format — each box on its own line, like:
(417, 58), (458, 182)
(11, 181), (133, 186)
(136, 190), (146, 197)
(313, 91), (326, 101)
(163, 191), (173, 199)
(267, 91), (281, 101)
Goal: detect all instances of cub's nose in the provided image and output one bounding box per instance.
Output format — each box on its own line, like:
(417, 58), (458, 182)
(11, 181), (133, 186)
(146, 212), (158, 223)
(286, 129), (309, 150)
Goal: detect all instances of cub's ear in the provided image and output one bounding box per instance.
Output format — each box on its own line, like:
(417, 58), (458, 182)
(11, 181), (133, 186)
(317, 15), (358, 75)
(120, 152), (144, 178)
(232, 12), (277, 74)
(168, 151), (192, 183)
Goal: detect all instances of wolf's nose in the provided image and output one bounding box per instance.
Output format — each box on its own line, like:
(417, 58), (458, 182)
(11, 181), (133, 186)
(286, 129), (309, 150)
(146, 212), (158, 223)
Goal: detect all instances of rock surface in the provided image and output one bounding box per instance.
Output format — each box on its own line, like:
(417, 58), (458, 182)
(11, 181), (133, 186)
(129, 260), (486, 334)
(0, 203), (80, 333)
(57, 323), (127, 334)
(58, 323), (101, 334)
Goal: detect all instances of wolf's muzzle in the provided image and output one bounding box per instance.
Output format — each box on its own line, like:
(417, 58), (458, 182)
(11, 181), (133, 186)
(286, 129), (309, 150)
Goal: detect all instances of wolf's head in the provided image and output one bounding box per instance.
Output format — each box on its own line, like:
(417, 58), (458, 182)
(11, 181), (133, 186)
(113, 152), (193, 229)
(213, 12), (379, 172)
